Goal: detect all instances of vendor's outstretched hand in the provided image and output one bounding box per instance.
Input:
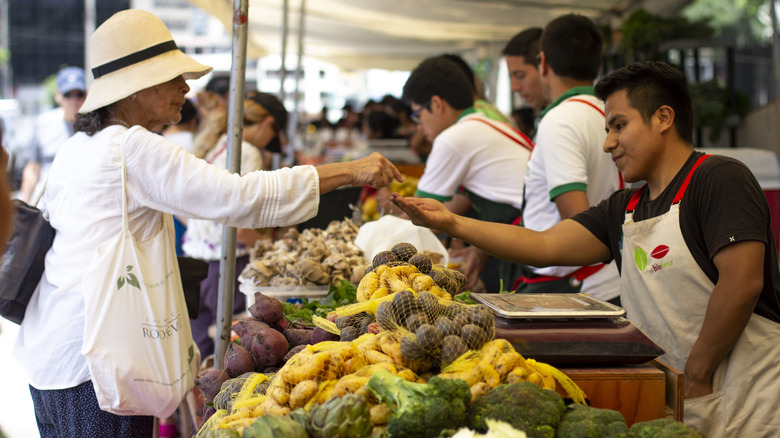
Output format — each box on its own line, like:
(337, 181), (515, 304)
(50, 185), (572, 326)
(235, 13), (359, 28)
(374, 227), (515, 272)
(390, 194), (457, 233)
(351, 152), (404, 188)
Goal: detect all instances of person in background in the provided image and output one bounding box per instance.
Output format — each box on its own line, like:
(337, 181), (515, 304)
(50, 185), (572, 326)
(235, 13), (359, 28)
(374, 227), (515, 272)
(337, 102), (360, 130)
(439, 53), (515, 127)
(161, 97), (198, 153)
(19, 66), (86, 203)
(182, 92), (288, 358)
(363, 110), (399, 140)
(513, 14), (622, 303)
(392, 60), (780, 438)
(0, 130), (12, 252)
(503, 27), (548, 118)
(512, 107), (537, 139)
(403, 56), (533, 292)
(194, 76), (230, 135)
(14, 10), (401, 437)
(310, 106), (333, 130)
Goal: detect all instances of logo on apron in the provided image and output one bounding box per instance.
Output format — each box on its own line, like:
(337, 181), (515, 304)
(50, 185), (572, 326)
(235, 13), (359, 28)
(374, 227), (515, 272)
(634, 244), (673, 272)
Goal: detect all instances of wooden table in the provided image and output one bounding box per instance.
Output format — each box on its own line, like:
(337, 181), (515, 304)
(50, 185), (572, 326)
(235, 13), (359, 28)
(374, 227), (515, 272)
(557, 359), (682, 426)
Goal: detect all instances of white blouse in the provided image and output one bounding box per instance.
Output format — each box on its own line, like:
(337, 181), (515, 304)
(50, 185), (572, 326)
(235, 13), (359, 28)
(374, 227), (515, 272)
(15, 125), (319, 389)
(182, 134), (263, 261)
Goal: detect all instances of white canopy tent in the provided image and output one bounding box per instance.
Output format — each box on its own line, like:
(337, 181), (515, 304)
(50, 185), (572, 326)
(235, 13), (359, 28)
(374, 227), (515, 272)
(188, 0), (692, 72)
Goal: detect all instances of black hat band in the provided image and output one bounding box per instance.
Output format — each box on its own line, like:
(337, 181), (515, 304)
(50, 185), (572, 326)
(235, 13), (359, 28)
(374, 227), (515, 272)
(92, 40), (178, 79)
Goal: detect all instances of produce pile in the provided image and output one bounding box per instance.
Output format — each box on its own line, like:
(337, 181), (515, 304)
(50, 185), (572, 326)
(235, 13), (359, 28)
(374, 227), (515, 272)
(195, 241), (704, 438)
(240, 219), (369, 287)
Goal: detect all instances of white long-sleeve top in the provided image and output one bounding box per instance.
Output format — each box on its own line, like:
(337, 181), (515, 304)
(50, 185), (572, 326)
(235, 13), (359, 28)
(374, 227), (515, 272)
(15, 125), (320, 389)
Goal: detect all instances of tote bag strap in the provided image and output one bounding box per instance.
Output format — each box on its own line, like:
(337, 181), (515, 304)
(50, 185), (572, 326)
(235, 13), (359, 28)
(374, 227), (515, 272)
(119, 126), (144, 232)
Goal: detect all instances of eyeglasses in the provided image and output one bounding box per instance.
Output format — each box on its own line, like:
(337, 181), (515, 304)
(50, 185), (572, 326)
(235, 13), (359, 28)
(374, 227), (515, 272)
(410, 99), (432, 124)
(64, 90), (86, 99)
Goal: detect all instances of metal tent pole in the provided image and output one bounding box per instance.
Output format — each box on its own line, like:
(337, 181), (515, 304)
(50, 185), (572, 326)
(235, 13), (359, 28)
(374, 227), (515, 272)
(280, 0), (289, 102)
(771, 0), (780, 98)
(215, 0), (249, 369)
(286, 0), (306, 167)
(83, 0), (95, 88)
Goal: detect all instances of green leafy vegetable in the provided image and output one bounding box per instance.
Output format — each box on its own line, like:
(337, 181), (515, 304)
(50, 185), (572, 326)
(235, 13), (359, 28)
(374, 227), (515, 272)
(282, 280), (358, 326)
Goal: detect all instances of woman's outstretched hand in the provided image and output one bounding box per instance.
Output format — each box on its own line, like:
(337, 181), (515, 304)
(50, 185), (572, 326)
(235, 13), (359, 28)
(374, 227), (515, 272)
(350, 152), (404, 188)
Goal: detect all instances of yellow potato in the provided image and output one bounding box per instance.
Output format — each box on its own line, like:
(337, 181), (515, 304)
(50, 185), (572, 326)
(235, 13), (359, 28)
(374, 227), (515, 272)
(289, 380), (319, 409)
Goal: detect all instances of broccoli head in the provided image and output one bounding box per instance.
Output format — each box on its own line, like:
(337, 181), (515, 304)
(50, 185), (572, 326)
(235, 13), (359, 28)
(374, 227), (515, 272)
(629, 418), (705, 438)
(466, 381), (566, 438)
(555, 404), (630, 438)
(366, 368), (471, 438)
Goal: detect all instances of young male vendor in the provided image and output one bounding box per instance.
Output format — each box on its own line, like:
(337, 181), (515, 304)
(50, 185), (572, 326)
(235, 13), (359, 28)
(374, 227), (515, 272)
(391, 60), (780, 437)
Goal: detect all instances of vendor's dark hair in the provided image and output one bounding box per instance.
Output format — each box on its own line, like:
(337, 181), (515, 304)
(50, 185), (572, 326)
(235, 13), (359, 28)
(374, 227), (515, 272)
(541, 14), (602, 81)
(438, 54), (476, 95)
(502, 28), (543, 66)
(402, 57), (474, 110)
(178, 98), (197, 126)
(74, 107), (111, 136)
(595, 61), (694, 144)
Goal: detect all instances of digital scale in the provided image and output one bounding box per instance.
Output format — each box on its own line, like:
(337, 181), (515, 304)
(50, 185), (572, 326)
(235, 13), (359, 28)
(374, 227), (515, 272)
(471, 293), (665, 366)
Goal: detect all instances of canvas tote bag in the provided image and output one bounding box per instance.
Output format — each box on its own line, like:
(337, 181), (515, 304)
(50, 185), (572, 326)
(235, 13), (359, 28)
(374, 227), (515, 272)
(81, 126), (199, 417)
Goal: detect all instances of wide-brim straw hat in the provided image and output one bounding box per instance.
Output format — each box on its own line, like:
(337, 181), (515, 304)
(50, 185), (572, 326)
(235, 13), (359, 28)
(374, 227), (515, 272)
(80, 9), (212, 114)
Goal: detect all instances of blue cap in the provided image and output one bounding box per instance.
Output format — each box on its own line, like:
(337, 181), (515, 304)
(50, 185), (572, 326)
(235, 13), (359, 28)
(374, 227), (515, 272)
(56, 67), (86, 94)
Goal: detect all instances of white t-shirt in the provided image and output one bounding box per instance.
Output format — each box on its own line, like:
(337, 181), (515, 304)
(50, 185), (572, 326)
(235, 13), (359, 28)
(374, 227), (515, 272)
(182, 134), (263, 261)
(416, 111), (532, 211)
(522, 93), (622, 300)
(15, 126), (320, 390)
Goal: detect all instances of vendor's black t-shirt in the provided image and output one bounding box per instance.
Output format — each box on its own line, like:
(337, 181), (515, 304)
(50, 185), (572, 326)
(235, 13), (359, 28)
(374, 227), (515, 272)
(573, 151), (780, 324)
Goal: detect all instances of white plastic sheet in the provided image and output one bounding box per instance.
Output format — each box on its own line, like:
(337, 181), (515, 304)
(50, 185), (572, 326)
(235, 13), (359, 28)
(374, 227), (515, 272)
(354, 215), (448, 266)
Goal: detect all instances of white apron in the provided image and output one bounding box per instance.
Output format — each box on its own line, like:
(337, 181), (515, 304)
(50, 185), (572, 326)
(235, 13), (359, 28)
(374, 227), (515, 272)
(620, 155), (780, 437)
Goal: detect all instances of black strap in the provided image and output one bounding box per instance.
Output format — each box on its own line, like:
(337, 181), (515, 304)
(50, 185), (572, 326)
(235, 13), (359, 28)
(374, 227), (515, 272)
(92, 41), (178, 79)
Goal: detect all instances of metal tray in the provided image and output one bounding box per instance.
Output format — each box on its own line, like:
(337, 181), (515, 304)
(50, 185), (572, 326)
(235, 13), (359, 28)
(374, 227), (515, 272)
(471, 293), (626, 319)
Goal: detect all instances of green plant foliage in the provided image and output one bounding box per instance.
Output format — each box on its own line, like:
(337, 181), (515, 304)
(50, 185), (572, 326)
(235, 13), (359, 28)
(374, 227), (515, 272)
(620, 9), (714, 60)
(689, 79), (751, 143)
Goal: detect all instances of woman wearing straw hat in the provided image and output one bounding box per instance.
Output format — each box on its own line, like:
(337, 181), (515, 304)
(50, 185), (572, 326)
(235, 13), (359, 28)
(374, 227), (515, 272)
(13, 9), (401, 437)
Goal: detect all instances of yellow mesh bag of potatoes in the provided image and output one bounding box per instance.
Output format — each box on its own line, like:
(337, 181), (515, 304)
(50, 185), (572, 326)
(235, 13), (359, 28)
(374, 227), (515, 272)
(438, 338), (587, 405)
(197, 372), (270, 436)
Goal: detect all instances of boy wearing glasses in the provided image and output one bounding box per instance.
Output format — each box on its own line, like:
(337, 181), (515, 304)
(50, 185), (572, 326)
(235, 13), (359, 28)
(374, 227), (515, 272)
(20, 66), (87, 203)
(402, 56), (533, 292)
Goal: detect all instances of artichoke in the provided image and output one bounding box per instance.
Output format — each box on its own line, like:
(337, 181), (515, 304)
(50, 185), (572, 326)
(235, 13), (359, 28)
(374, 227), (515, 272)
(307, 393), (373, 438)
(202, 429), (241, 438)
(242, 414), (308, 438)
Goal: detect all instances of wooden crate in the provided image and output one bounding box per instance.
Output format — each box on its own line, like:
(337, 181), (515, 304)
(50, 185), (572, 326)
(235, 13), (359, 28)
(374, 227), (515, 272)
(558, 362), (666, 426)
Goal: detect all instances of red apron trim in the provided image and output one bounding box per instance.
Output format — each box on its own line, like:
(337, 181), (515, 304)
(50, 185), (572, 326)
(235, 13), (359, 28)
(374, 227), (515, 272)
(567, 98), (624, 189)
(511, 263), (606, 290)
(673, 154), (710, 204)
(467, 117), (534, 152)
(627, 155), (710, 213)
(626, 184), (646, 212)
(567, 98), (605, 116)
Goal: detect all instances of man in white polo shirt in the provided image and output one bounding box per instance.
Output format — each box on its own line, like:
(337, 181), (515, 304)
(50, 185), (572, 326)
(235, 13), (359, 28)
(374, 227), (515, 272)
(402, 56), (533, 292)
(515, 14), (622, 303)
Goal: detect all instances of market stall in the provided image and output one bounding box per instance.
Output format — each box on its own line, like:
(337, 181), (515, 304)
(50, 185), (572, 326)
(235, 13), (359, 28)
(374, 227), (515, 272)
(187, 1), (705, 436)
(183, 229), (699, 437)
